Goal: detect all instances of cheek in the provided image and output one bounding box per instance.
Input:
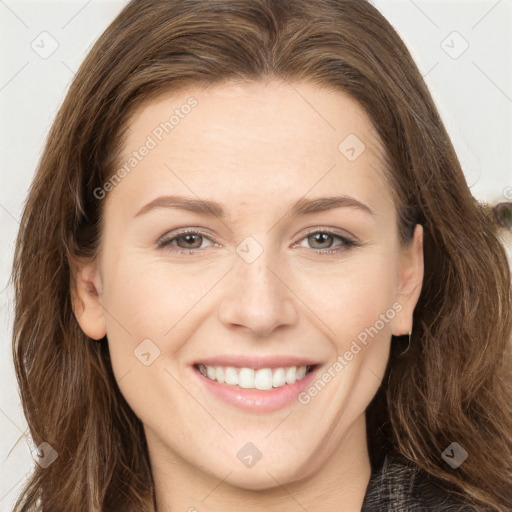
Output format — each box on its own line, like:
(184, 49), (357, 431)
(295, 250), (399, 340)
(99, 252), (223, 373)
(99, 257), (193, 425)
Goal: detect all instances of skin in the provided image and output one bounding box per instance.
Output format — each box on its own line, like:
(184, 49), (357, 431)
(74, 79), (424, 512)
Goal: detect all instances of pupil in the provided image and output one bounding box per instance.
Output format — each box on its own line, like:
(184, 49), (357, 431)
(182, 234), (201, 248)
(312, 233), (331, 248)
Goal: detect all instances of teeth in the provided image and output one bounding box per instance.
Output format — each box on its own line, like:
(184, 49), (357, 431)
(224, 366), (238, 386)
(272, 368), (286, 387)
(296, 366), (307, 379)
(285, 366), (296, 384)
(206, 366), (216, 380)
(254, 368), (273, 391)
(196, 364), (311, 390)
(239, 368), (254, 388)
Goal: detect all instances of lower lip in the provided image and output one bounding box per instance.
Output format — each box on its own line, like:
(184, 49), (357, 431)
(193, 366), (318, 413)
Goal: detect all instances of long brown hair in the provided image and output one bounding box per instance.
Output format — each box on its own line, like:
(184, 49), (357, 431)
(12, 0), (512, 510)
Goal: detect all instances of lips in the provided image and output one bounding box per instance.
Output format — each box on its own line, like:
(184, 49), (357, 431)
(193, 354), (320, 369)
(191, 355), (322, 412)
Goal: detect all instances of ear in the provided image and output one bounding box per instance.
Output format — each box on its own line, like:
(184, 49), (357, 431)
(390, 224), (424, 337)
(71, 259), (107, 340)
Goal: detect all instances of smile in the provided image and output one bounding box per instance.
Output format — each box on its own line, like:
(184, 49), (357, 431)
(195, 364), (313, 390)
(192, 356), (321, 413)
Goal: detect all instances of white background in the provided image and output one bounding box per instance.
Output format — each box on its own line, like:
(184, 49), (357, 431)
(1, 0), (511, 509)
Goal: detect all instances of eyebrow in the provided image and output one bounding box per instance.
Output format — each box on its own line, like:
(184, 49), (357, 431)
(134, 194), (375, 219)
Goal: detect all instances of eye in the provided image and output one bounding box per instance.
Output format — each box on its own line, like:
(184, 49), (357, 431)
(156, 229), (218, 255)
(293, 230), (358, 255)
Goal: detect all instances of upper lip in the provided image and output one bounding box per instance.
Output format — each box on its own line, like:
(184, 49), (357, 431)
(193, 355), (321, 369)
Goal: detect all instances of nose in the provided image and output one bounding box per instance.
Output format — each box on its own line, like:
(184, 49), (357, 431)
(217, 243), (298, 337)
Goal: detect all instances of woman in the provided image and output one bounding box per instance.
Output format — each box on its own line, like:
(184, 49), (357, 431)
(12, 0), (512, 510)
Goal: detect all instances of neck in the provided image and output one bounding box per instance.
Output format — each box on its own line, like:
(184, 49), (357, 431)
(149, 414), (372, 512)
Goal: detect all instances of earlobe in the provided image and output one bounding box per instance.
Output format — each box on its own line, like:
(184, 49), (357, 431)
(71, 260), (107, 340)
(391, 224), (424, 337)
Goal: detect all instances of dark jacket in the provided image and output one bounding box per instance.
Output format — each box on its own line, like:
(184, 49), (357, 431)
(361, 455), (478, 511)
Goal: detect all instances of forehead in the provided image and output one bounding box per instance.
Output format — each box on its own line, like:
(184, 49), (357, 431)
(110, 79), (393, 219)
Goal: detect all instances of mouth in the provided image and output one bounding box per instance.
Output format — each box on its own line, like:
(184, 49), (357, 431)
(193, 363), (317, 390)
(191, 357), (321, 413)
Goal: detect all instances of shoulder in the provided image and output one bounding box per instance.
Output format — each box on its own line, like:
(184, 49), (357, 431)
(361, 454), (475, 511)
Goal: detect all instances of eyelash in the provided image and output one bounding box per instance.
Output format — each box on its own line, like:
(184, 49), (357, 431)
(156, 228), (358, 256)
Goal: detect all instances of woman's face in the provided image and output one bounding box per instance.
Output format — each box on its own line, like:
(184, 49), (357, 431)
(75, 80), (423, 492)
